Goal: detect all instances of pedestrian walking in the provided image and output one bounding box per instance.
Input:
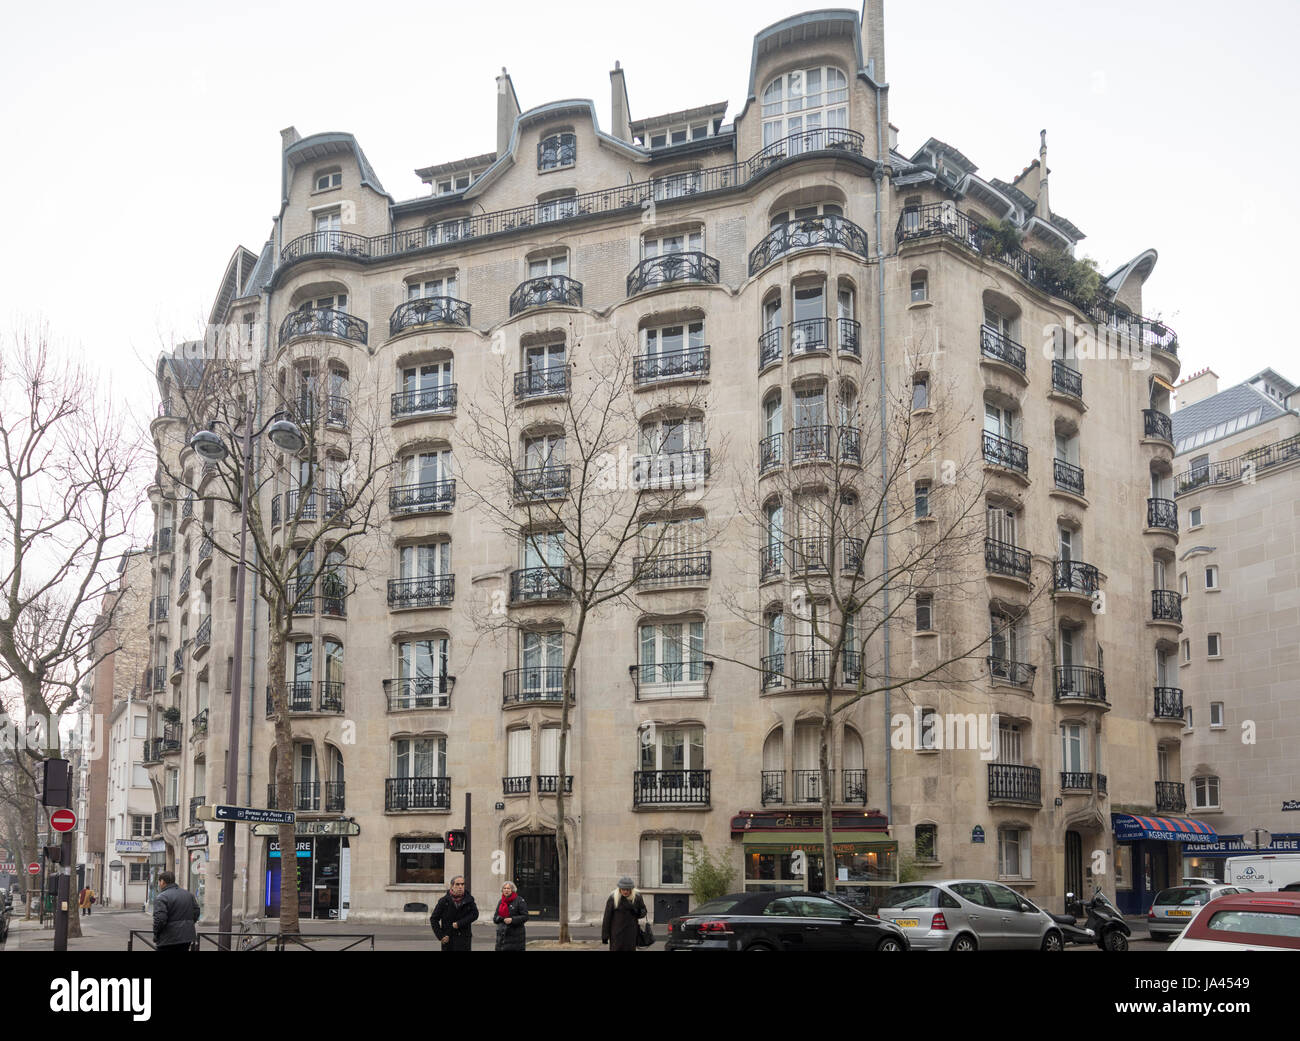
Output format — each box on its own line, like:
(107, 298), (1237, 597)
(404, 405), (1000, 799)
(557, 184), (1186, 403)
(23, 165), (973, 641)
(601, 876), (648, 951)
(78, 886), (95, 916)
(430, 875), (478, 951)
(152, 871), (200, 952)
(493, 881), (528, 951)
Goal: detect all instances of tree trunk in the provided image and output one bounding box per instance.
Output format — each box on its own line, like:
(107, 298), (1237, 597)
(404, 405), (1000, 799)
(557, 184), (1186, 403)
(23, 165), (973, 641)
(820, 704), (834, 898)
(268, 632), (299, 937)
(553, 607), (587, 944)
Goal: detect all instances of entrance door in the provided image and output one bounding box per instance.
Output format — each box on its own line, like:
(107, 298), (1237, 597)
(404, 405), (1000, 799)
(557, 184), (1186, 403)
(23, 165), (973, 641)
(314, 837), (341, 919)
(1065, 831), (1083, 900)
(513, 834), (559, 920)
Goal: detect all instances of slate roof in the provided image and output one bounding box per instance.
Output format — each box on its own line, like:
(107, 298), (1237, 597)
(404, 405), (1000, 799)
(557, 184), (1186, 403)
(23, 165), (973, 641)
(1171, 382), (1287, 444)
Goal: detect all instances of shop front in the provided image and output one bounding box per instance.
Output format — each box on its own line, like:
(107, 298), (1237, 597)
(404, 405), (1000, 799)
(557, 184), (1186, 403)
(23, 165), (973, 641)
(1111, 813), (1217, 915)
(732, 810), (895, 910)
(257, 820), (356, 920)
(1180, 833), (1300, 882)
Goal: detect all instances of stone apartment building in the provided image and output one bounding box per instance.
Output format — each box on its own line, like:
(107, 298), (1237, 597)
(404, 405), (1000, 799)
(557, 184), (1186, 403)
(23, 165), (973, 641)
(1169, 368), (1300, 880)
(138, 5), (1197, 925)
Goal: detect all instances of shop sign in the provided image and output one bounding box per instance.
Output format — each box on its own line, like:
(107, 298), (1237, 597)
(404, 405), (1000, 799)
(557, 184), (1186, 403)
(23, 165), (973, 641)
(183, 831), (208, 847)
(1183, 833), (1300, 855)
(1283, 800), (1300, 812)
(252, 820), (360, 837)
(115, 839), (165, 853)
(731, 810), (889, 834)
(399, 841), (445, 854)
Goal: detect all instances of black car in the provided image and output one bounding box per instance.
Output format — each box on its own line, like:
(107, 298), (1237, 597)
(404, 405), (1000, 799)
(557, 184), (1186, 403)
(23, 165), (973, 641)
(665, 891), (909, 951)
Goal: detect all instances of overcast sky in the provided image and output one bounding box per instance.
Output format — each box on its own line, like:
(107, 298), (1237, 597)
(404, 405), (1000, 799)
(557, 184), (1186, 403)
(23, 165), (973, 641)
(3, 0), (1297, 412)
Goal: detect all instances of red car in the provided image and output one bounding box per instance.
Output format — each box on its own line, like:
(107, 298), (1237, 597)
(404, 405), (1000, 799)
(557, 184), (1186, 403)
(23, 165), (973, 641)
(1167, 890), (1300, 950)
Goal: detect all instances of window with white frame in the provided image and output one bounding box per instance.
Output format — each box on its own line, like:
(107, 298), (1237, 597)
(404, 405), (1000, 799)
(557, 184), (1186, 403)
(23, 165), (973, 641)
(637, 619), (706, 696)
(540, 725), (571, 781)
(1180, 572), (1189, 596)
(396, 638), (450, 705)
(642, 321), (705, 365)
(642, 228), (703, 259)
(640, 834), (692, 886)
(1188, 506), (1202, 527)
(761, 66), (849, 147)
(400, 542), (451, 579)
(425, 216), (471, 246)
(528, 253), (568, 278)
(1208, 633), (1222, 657)
(1181, 639), (1191, 663)
(506, 728), (531, 783)
(648, 120), (711, 148)
(989, 612), (1026, 677)
(313, 211), (342, 251)
(1061, 723), (1086, 774)
(1210, 702), (1224, 727)
(130, 814), (152, 838)
(300, 291), (346, 313)
(434, 173), (472, 195)
(652, 168), (703, 199)
(1184, 706), (1193, 729)
(130, 862), (150, 883)
(997, 827), (1030, 879)
(393, 736), (447, 778)
(521, 630), (564, 697)
(1205, 565), (1219, 590)
(1193, 775), (1220, 809)
(407, 274), (459, 300)
(993, 721), (1022, 764)
(132, 763), (149, 788)
(314, 169), (342, 191)
(639, 725), (704, 772)
(537, 189), (578, 223)
(399, 449), (452, 488)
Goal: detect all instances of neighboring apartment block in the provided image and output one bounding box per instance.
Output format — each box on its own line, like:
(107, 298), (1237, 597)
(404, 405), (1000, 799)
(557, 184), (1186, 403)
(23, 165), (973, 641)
(1170, 368), (1300, 879)
(139, 5), (1195, 924)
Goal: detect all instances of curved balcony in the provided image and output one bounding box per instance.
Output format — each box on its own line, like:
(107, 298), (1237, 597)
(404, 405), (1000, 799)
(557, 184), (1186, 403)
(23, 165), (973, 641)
(988, 657), (1036, 687)
(149, 596), (169, 624)
(286, 489), (317, 522)
(278, 307), (368, 348)
(983, 431), (1028, 475)
(980, 325), (1026, 375)
(194, 614), (211, 649)
(758, 328), (782, 371)
(634, 345), (710, 384)
(1147, 497), (1178, 531)
(1052, 360), (1083, 399)
(513, 465), (571, 502)
(758, 432), (783, 474)
(1154, 686), (1184, 721)
(630, 660), (713, 699)
(759, 545), (783, 581)
(626, 251), (720, 296)
(1152, 589), (1183, 624)
(514, 364), (570, 401)
(632, 551), (711, 588)
(387, 575), (455, 609)
(1143, 409), (1173, 443)
(789, 318), (830, 357)
(747, 215), (868, 276)
(1156, 781), (1186, 814)
(384, 677), (452, 711)
(837, 317), (861, 357)
(392, 385), (457, 419)
(508, 275), (582, 316)
(502, 667), (572, 705)
(988, 764), (1041, 806)
(985, 538), (1030, 580)
(509, 566), (571, 604)
(1060, 772), (1104, 794)
(389, 479), (455, 515)
(1053, 560), (1100, 596)
(760, 653), (785, 690)
(1053, 459), (1085, 497)
(388, 296), (471, 337)
(1053, 665), (1107, 705)
(631, 449), (710, 490)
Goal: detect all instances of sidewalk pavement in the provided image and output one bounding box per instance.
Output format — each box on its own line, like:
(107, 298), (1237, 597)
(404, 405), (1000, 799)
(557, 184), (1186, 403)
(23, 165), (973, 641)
(3, 908), (659, 951)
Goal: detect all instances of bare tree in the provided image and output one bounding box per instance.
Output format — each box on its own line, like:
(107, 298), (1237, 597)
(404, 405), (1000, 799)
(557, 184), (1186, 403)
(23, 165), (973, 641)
(156, 339), (390, 937)
(0, 326), (145, 933)
(459, 318), (719, 941)
(725, 350), (1047, 891)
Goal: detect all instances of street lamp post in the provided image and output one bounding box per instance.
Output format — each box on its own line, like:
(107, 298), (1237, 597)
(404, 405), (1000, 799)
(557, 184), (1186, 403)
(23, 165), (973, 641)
(190, 415), (303, 949)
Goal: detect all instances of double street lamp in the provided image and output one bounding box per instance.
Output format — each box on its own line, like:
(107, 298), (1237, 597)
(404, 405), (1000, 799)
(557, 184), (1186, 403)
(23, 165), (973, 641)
(190, 414), (304, 947)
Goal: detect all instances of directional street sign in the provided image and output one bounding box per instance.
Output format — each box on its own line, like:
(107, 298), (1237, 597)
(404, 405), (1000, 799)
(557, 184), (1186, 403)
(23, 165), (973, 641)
(196, 804), (295, 825)
(50, 809), (77, 832)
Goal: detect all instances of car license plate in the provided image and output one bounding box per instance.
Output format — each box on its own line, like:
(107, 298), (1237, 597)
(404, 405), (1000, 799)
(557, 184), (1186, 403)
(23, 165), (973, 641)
(894, 918), (919, 928)
(1167, 909), (1192, 917)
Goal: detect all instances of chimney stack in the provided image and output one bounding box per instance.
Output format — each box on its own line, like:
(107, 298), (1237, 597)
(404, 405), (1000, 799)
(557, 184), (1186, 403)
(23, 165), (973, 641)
(610, 61), (631, 142)
(1037, 129), (1050, 220)
(280, 126), (301, 150)
(496, 68), (520, 158)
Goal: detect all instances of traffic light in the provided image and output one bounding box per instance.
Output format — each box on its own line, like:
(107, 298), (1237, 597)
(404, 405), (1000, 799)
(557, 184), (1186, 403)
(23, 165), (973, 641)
(445, 830), (467, 852)
(44, 845), (63, 865)
(41, 759), (71, 807)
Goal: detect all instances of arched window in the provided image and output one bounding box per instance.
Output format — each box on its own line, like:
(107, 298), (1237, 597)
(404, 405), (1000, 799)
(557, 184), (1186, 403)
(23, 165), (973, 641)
(538, 131), (576, 171)
(313, 167), (342, 192)
(763, 501), (784, 580)
(762, 728), (784, 803)
(762, 607), (785, 689)
(761, 66), (849, 148)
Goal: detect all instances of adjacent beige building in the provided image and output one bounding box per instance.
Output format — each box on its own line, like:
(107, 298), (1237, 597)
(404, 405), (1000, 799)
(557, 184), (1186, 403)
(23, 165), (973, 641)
(137, 5), (1198, 926)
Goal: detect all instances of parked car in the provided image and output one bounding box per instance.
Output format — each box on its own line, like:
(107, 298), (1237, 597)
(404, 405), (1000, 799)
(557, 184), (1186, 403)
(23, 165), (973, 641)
(1167, 891), (1300, 950)
(876, 880), (1063, 951)
(1181, 877), (1218, 886)
(1148, 884), (1250, 941)
(665, 891), (908, 952)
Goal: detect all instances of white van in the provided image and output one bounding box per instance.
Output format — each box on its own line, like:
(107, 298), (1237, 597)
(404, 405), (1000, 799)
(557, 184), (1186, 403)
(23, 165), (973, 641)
(1224, 854), (1300, 891)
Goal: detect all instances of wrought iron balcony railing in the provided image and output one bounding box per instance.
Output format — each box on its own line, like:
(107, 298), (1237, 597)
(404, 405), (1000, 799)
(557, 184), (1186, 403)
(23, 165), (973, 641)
(1152, 589), (1183, 624)
(633, 769), (710, 806)
(760, 652), (785, 690)
(325, 395), (350, 429)
(761, 770), (785, 805)
(980, 325), (1026, 373)
(1143, 408), (1173, 443)
(143, 738), (164, 764)
(632, 551), (711, 587)
(286, 488), (317, 521)
(156, 528), (173, 554)
(748, 215), (869, 276)
(838, 317), (861, 357)
(790, 649), (833, 685)
(1061, 772), (1101, 792)
(191, 709), (208, 735)
(318, 680), (344, 713)
(789, 317), (830, 356)
(1053, 665), (1107, 703)
(631, 449), (710, 489)
(514, 364), (570, 400)
(985, 538), (1031, 579)
(502, 667), (572, 705)
(388, 574), (455, 609)
(1052, 360), (1082, 398)
(384, 676), (452, 711)
(194, 614), (211, 648)
(177, 566), (191, 600)
(988, 763), (1042, 804)
(1153, 686), (1184, 720)
(792, 769), (833, 803)
(758, 328), (782, 370)
(842, 538), (864, 575)
(385, 776), (451, 811)
(287, 579), (314, 615)
(265, 782), (337, 812)
(759, 545), (783, 581)
(513, 465), (571, 501)
(758, 431), (783, 474)
(509, 566), (571, 604)
(162, 804), (179, 822)
(536, 775), (573, 794)
(503, 775), (531, 795)
(790, 536), (831, 573)
(633, 345), (710, 383)
(172, 648), (184, 675)
(189, 795), (204, 824)
(1053, 559), (1100, 596)
(388, 296), (471, 336)
(1054, 459), (1085, 496)
(150, 596), (168, 623)
(630, 660), (712, 698)
(278, 307), (368, 348)
(151, 665), (166, 692)
(1156, 780), (1186, 814)
(198, 537), (213, 562)
(1175, 433), (1300, 495)
(392, 384), (457, 418)
(161, 723), (182, 752)
(1147, 497), (1178, 531)
(271, 495), (281, 526)
(988, 657), (1036, 687)
(626, 251), (720, 296)
(390, 479), (456, 514)
(983, 431), (1029, 475)
(509, 274), (583, 315)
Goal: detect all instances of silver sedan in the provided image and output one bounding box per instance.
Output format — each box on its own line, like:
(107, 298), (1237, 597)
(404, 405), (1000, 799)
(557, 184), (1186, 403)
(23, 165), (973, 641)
(1147, 884), (1250, 941)
(877, 880), (1063, 951)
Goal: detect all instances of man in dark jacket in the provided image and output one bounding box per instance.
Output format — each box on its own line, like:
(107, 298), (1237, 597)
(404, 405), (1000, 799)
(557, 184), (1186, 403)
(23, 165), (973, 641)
(152, 871), (200, 952)
(430, 875), (478, 951)
(601, 876), (648, 951)
(493, 881), (528, 951)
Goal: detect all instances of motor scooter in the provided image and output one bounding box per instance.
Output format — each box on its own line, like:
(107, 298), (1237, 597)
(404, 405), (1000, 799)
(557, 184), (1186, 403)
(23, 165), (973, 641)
(1066, 887), (1131, 951)
(1048, 893), (1095, 946)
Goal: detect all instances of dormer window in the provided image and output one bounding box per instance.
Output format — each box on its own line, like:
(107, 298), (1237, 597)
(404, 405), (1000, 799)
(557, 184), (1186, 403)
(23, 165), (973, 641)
(314, 169), (342, 191)
(648, 122), (711, 149)
(761, 66), (849, 148)
(538, 132), (576, 171)
(435, 174), (472, 196)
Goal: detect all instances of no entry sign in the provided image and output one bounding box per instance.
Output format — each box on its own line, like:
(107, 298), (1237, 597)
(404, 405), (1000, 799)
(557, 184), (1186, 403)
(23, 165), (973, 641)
(50, 809), (77, 832)
(27, 862), (40, 875)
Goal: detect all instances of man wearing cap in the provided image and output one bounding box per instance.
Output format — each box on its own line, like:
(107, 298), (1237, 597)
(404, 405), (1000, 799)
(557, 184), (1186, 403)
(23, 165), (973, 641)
(601, 876), (648, 951)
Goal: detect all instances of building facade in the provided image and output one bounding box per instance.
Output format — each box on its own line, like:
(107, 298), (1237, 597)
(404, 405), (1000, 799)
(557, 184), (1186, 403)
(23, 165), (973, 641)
(140, 5), (1194, 925)
(1170, 368), (1300, 879)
